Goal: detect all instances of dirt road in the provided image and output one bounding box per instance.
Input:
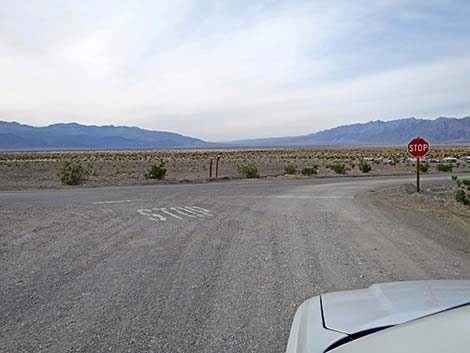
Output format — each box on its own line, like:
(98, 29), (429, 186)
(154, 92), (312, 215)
(1, 174), (469, 352)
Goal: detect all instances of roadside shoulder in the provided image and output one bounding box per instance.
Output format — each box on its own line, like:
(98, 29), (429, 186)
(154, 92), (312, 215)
(359, 181), (470, 252)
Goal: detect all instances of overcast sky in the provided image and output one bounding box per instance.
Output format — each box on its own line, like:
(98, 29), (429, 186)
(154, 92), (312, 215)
(1, 0), (470, 140)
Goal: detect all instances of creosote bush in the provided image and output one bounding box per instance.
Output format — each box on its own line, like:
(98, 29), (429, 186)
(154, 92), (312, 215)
(359, 162), (372, 173)
(58, 161), (84, 185)
(145, 160), (167, 180)
(455, 178), (470, 206)
(85, 163), (97, 176)
(238, 164), (260, 178)
(419, 162), (429, 173)
(455, 189), (470, 205)
(301, 167), (318, 176)
(329, 163), (346, 174)
(437, 163), (453, 172)
(284, 165), (297, 174)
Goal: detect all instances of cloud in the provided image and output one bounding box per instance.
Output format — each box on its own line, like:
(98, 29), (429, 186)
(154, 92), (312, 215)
(1, 0), (470, 140)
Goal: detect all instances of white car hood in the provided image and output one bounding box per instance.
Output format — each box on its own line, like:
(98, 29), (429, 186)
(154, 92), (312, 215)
(329, 304), (470, 353)
(321, 280), (470, 334)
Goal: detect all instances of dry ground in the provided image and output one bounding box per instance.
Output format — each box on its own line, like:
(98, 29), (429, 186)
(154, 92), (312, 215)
(366, 180), (470, 245)
(0, 146), (469, 190)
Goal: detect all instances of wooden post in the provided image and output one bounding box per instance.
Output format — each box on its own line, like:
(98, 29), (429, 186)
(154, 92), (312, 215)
(209, 159), (213, 178)
(416, 157), (420, 193)
(215, 156), (220, 177)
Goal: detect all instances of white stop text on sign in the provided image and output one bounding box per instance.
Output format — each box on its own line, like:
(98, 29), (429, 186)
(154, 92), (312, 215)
(408, 143), (429, 153)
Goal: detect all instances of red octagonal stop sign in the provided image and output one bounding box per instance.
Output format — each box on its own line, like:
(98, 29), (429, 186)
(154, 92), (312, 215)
(408, 137), (430, 158)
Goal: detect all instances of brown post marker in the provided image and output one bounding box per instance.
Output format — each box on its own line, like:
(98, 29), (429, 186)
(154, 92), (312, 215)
(209, 159), (213, 178)
(216, 155), (220, 177)
(416, 157), (420, 193)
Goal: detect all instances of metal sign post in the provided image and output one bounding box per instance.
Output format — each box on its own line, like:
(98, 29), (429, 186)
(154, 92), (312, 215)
(407, 137), (430, 193)
(416, 158), (420, 193)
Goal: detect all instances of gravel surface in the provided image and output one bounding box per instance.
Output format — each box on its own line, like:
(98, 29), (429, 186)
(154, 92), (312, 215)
(1, 174), (469, 352)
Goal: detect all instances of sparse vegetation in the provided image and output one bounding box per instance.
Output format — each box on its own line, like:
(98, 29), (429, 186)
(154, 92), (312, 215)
(301, 166), (318, 176)
(284, 165), (297, 174)
(358, 162), (372, 173)
(455, 178), (470, 206)
(58, 161), (84, 185)
(419, 162), (429, 173)
(437, 163), (453, 172)
(84, 162), (97, 176)
(455, 189), (469, 205)
(329, 163), (346, 174)
(1, 145), (468, 188)
(145, 160), (167, 180)
(238, 164), (260, 178)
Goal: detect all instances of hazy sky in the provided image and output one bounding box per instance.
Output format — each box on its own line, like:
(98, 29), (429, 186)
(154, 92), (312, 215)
(1, 0), (470, 140)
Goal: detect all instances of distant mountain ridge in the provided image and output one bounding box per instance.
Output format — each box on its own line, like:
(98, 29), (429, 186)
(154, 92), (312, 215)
(0, 121), (210, 149)
(230, 117), (470, 146)
(0, 116), (469, 150)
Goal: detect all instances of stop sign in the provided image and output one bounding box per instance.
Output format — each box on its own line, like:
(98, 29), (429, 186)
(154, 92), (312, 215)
(407, 137), (430, 158)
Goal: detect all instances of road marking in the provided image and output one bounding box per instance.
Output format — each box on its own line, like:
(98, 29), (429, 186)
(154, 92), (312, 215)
(175, 207), (206, 218)
(157, 208), (183, 220)
(170, 207), (197, 218)
(93, 199), (147, 205)
(137, 206), (214, 222)
(217, 195), (354, 199)
(138, 209), (167, 221)
(186, 206), (214, 216)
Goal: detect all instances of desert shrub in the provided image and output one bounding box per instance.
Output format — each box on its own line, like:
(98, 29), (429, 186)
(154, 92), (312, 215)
(329, 163), (346, 174)
(86, 163), (97, 176)
(454, 177), (470, 206)
(451, 175), (458, 181)
(419, 163), (429, 173)
(462, 179), (470, 186)
(58, 161), (84, 185)
(238, 164), (260, 178)
(437, 163), (453, 172)
(455, 189), (470, 205)
(301, 167), (318, 176)
(145, 160), (167, 180)
(284, 165), (297, 174)
(358, 162), (372, 173)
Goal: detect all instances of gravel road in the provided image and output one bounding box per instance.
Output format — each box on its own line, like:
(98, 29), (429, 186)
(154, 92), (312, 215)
(1, 174), (469, 352)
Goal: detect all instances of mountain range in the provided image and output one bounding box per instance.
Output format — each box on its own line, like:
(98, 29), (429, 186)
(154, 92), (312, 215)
(0, 121), (210, 149)
(231, 116), (470, 147)
(0, 117), (469, 150)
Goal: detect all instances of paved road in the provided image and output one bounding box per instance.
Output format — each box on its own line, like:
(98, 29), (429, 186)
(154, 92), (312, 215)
(1, 174), (470, 352)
